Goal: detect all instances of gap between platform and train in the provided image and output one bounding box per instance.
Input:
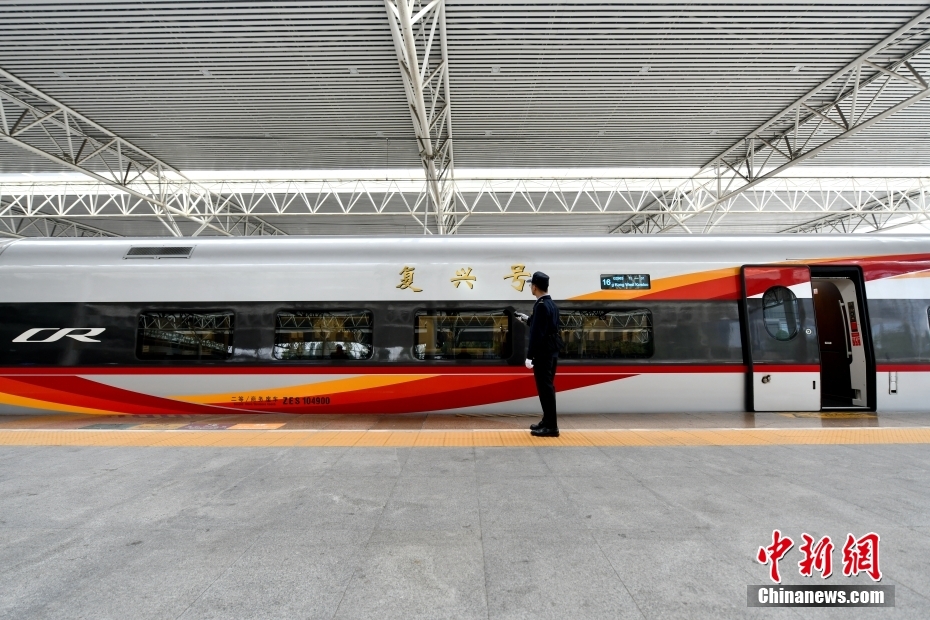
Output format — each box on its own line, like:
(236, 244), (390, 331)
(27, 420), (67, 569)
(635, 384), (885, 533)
(0, 427), (929, 448)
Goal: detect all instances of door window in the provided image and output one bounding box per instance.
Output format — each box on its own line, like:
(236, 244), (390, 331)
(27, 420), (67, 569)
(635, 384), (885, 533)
(762, 286), (800, 341)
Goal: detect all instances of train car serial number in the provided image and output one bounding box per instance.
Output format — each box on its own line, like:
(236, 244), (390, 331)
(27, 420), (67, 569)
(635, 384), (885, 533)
(281, 396), (331, 405)
(233, 395), (332, 406)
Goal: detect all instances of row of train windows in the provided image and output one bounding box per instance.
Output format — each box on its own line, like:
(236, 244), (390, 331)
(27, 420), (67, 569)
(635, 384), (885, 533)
(136, 309), (654, 361)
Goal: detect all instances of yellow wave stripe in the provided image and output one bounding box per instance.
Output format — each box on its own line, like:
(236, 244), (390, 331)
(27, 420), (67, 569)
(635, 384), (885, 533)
(1, 427), (929, 448)
(570, 266), (741, 300)
(0, 391), (118, 416)
(169, 373), (437, 404)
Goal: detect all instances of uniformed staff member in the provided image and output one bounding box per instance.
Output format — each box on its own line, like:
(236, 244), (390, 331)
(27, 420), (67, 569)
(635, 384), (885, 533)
(517, 271), (561, 437)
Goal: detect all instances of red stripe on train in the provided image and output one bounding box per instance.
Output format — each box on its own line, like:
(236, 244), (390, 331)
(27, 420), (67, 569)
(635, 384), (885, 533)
(0, 375), (234, 415)
(234, 373), (634, 414)
(0, 364), (749, 375)
(743, 267), (811, 299)
(819, 254), (930, 281)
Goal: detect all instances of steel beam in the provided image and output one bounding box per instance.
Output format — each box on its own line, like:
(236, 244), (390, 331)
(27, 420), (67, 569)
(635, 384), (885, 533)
(778, 179), (930, 233)
(0, 199), (119, 238)
(0, 67), (285, 237)
(383, 0), (457, 234)
(611, 7), (930, 234)
(3, 175), (928, 235)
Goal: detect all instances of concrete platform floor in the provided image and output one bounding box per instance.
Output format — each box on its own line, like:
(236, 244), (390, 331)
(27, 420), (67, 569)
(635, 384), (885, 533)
(1, 412), (929, 619)
(2, 409), (928, 431)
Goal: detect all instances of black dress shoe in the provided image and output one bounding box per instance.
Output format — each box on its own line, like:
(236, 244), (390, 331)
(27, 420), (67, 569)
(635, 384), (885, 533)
(530, 422), (543, 431)
(531, 427), (560, 437)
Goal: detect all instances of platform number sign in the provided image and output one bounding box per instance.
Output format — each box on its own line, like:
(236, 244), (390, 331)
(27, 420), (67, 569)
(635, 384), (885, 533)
(600, 274), (651, 291)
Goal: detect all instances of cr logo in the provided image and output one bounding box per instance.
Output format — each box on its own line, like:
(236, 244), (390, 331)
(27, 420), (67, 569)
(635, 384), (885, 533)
(12, 328), (106, 343)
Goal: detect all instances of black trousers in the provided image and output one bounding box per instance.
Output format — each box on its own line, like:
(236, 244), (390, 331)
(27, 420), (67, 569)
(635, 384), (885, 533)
(533, 356), (558, 429)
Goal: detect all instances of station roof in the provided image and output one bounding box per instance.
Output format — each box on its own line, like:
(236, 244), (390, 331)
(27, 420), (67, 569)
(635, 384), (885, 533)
(1, 1), (929, 173)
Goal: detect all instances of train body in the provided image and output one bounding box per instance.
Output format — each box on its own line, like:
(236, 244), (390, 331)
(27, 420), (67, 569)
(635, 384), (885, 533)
(0, 235), (928, 416)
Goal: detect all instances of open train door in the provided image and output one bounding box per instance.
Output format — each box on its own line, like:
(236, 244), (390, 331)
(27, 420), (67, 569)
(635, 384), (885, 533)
(742, 266), (821, 412)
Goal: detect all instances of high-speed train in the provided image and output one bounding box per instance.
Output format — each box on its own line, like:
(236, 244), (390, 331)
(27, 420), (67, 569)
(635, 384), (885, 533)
(0, 236), (928, 416)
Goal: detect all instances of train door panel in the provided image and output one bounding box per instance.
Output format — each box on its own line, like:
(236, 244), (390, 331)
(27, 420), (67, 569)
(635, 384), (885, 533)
(742, 266), (821, 412)
(811, 276), (871, 408)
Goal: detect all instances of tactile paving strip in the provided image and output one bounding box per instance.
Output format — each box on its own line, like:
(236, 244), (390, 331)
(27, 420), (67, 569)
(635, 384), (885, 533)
(1, 427), (929, 448)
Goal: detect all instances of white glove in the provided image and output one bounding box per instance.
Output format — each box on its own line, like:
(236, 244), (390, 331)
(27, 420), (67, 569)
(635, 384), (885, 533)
(515, 312), (529, 323)
(525, 359), (534, 369)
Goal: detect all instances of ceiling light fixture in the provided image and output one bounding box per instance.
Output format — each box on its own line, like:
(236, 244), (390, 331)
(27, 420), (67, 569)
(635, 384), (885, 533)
(791, 65), (802, 74)
(376, 131), (385, 138)
(485, 130), (493, 137)
(491, 66), (501, 74)
(201, 68), (213, 77)
(639, 66), (650, 74)
(53, 70), (69, 79)
(348, 67), (359, 75)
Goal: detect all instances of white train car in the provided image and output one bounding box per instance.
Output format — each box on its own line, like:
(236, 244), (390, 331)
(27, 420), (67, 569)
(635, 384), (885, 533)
(0, 235), (927, 416)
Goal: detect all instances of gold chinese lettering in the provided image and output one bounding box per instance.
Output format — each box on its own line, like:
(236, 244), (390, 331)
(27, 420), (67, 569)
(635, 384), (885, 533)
(504, 264), (531, 292)
(451, 267), (477, 289)
(397, 266), (423, 292)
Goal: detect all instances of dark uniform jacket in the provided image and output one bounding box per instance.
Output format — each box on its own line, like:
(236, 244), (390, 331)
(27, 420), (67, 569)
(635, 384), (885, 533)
(527, 295), (560, 361)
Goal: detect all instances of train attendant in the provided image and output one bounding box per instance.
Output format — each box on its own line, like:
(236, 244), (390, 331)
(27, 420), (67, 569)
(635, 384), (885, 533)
(525, 271), (561, 437)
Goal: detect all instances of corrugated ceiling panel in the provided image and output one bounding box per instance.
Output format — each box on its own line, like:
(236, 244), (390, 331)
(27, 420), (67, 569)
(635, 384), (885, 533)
(0, 1), (927, 172)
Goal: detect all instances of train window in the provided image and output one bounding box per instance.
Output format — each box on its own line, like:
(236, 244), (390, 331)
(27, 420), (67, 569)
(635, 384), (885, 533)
(415, 311), (511, 360)
(274, 311), (373, 360)
(137, 312), (234, 360)
(559, 310), (653, 359)
(762, 286), (800, 341)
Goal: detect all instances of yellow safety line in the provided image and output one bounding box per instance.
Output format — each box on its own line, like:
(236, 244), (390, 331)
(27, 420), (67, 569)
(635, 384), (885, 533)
(0, 427), (929, 448)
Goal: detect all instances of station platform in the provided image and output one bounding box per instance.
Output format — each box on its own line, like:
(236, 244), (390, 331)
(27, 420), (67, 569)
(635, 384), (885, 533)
(1, 410), (929, 448)
(1, 411), (929, 619)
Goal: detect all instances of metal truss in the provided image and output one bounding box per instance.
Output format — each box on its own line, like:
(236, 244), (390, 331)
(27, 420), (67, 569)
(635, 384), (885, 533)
(140, 312), (233, 331)
(384, 0), (456, 234)
(0, 67), (284, 237)
(778, 177), (930, 234)
(277, 313), (373, 331)
(0, 200), (118, 238)
(612, 7), (930, 235)
(2, 175), (927, 235)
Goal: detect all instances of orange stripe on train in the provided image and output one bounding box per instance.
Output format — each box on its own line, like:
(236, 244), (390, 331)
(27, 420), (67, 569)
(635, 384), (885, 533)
(569, 253), (930, 302)
(0, 372), (634, 415)
(570, 267), (741, 301)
